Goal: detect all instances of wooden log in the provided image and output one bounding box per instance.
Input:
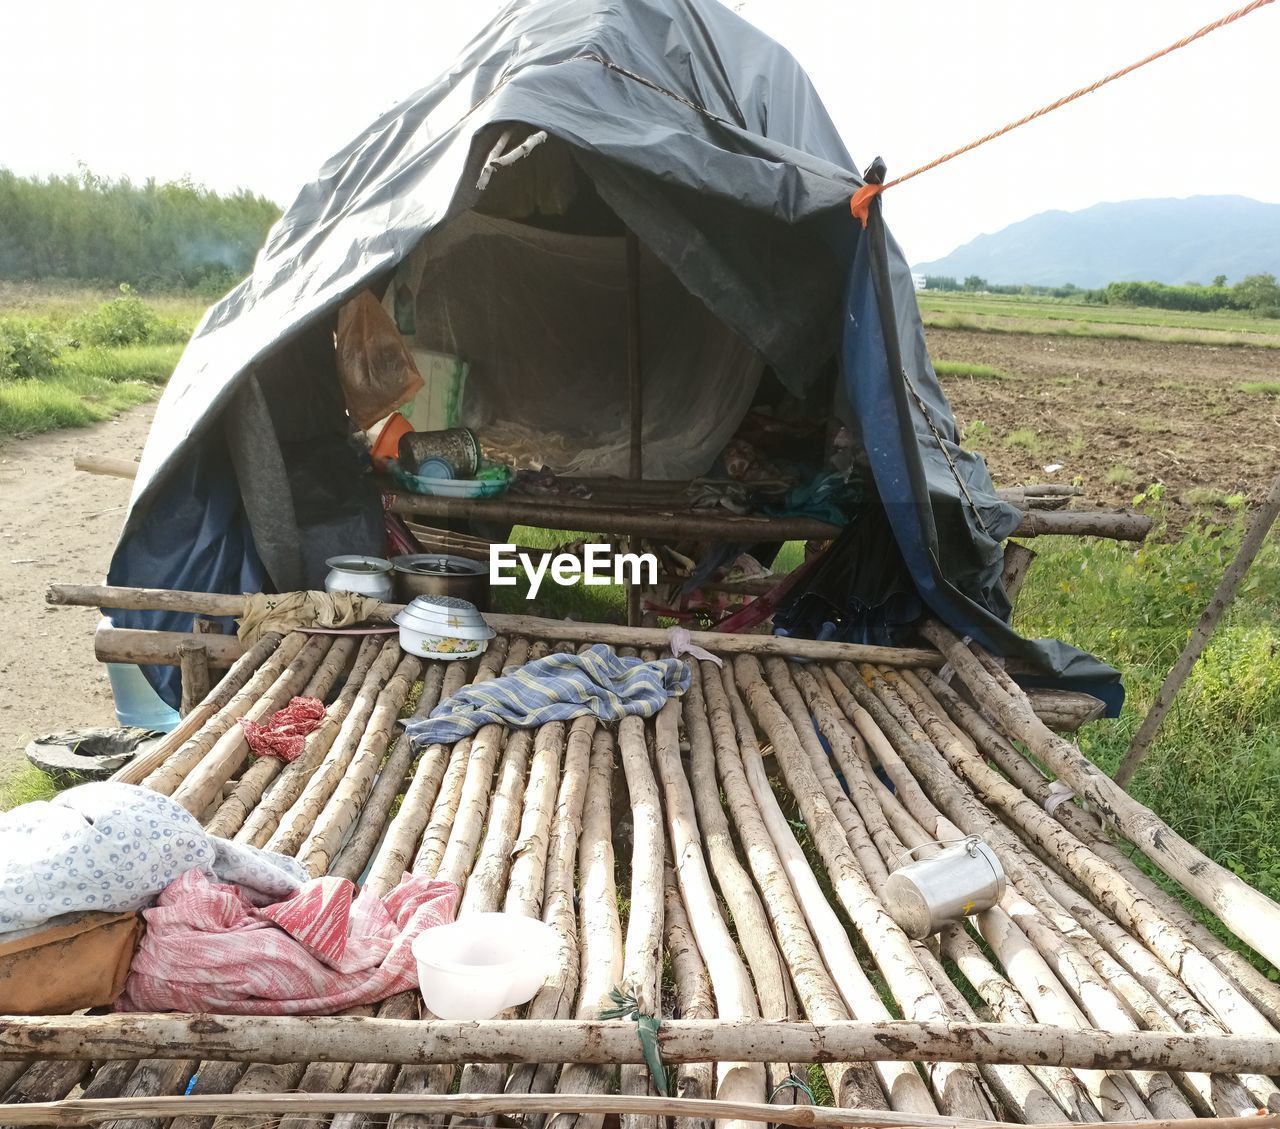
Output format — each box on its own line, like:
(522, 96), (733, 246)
(1, 1059), (93, 1103)
(1010, 509), (1152, 541)
(163, 1061), (246, 1129)
(263, 639), (402, 857)
(230, 635), (385, 847)
(506, 717), (593, 1102)
(919, 618), (1280, 973)
(653, 699), (767, 1127)
(113, 632), (283, 785)
(681, 664), (798, 1096)
(298, 653), (423, 877)
(177, 640), (211, 717)
(999, 541), (1037, 607)
(1025, 688), (1107, 732)
(209, 1061), (306, 1129)
(745, 657), (988, 1120)
(663, 861), (715, 1129)
(1117, 470), (1280, 786)
(142, 631), (310, 797)
(95, 626), (242, 667)
(50, 582), (947, 669)
(204, 635), (359, 839)
(8, 1015), (1280, 1076)
(615, 715), (664, 1129)
(705, 662), (886, 1111)
(96, 1056), (199, 1129)
(329, 661), (443, 883)
(73, 453), (139, 479)
(363, 662), (470, 895)
(552, 727), (623, 1127)
(170, 634), (332, 816)
(503, 715), (563, 917)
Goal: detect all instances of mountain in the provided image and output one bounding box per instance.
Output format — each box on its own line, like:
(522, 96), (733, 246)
(913, 196), (1280, 288)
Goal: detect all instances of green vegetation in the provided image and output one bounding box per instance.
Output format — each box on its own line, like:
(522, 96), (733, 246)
(1104, 465), (1136, 486)
(1015, 512), (1280, 906)
(0, 287), (194, 437)
(932, 360), (1011, 381)
(1240, 381), (1280, 395)
(0, 167), (280, 292)
(0, 764), (60, 811)
(1003, 428), (1042, 454)
(919, 290), (1280, 346)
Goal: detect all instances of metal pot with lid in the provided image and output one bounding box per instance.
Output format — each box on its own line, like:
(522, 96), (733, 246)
(390, 553), (490, 609)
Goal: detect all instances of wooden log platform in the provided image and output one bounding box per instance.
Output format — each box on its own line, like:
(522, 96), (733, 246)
(4, 601), (1278, 1126)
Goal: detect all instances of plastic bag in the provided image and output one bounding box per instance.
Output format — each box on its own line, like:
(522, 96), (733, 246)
(335, 291), (424, 430)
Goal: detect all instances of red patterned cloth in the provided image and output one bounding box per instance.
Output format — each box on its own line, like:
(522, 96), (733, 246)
(118, 869), (460, 1014)
(238, 697), (326, 762)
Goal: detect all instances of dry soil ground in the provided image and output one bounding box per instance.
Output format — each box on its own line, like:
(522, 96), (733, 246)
(0, 329), (1277, 780)
(0, 403), (152, 779)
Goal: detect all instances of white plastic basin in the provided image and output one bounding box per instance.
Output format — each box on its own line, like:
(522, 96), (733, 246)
(412, 912), (556, 1020)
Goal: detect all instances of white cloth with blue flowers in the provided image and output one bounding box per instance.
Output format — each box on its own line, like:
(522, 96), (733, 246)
(0, 782), (307, 937)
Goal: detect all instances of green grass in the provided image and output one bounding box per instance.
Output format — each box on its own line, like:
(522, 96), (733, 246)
(1240, 381), (1280, 395)
(0, 370), (159, 437)
(58, 343), (184, 384)
(1013, 517), (1280, 909)
(919, 290), (1280, 341)
(1003, 428), (1042, 455)
(932, 360), (1012, 381)
(1104, 465), (1136, 486)
(0, 764), (61, 810)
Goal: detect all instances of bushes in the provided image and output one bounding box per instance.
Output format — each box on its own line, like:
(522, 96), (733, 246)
(1104, 274), (1280, 316)
(68, 286), (189, 347)
(0, 317), (60, 379)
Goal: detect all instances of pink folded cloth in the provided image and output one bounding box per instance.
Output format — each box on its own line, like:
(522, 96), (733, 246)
(239, 697), (326, 762)
(119, 869), (459, 1014)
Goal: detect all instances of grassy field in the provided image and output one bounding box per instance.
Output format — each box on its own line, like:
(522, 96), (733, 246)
(919, 290), (1280, 346)
(0, 282), (204, 438)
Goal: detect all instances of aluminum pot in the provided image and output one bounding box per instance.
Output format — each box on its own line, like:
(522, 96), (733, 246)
(324, 555), (394, 601)
(883, 837), (1005, 940)
(390, 553), (490, 610)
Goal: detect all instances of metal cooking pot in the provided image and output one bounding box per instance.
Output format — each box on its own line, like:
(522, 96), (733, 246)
(390, 554), (490, 610)
(883, 837), (1005, 940)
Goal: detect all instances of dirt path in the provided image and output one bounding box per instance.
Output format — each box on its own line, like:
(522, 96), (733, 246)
(0, 403), (156, 781)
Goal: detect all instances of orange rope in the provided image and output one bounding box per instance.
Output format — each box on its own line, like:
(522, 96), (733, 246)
(851, 0), (1275, 225)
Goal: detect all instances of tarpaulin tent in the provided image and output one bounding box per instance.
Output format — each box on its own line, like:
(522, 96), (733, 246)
(107, 0), (1121, 709)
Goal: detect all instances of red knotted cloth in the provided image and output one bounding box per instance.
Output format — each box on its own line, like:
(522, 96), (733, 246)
(238, 696), (326, 762)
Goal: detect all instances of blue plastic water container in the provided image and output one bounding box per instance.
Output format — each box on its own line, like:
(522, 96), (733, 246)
(97, 617), (181, 732)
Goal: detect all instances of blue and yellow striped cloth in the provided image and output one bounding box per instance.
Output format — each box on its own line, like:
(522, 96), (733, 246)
(404, 644), (691, 746)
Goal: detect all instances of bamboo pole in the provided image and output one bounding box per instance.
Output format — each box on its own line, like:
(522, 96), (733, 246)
(653, 698), (767, 1127)
(920, 619), (1280, 972)
(616, 715), (664, 1129)
(503, 715), (564, 917)
(232, 634), (386, 847)
(263, 639), (403, 857)
(705, 662), (888, 1111)
(135, 632), (302, 793)
(682, 664), (799, 1096)
(204, 635), (359, 839)
(363, 662), (470, 895)
(1117, 470), (1280, 786)
(6, 1016), (1280, 1076)
(169, 634), (332, 816)
(48, 583), (946, 669)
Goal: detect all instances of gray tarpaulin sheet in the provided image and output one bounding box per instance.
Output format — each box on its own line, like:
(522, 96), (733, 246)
(107, 0), (1120, 708)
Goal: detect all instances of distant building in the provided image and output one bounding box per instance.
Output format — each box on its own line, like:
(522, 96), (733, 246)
(911, 273), (927, 291)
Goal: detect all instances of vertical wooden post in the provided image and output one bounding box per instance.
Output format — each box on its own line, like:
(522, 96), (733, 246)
(177, 640), (211, 718)
(999, 541), (1037, 610)
(626, 229), (644, 627)
(1115, 470), (1280, 788)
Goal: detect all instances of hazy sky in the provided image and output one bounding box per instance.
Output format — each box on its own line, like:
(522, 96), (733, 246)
(1, 0), (1274, 263)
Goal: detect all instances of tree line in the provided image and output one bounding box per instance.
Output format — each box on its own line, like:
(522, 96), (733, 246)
(0, 168), (281, 292)
(923, 272), (1280, 315)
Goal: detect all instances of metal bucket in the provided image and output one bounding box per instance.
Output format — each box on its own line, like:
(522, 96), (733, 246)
(398, 428), (480, 478)
(883, 837), (1005, 940)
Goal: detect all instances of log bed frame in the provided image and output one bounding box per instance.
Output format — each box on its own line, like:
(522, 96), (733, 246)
(4, 586), (1279, 1128)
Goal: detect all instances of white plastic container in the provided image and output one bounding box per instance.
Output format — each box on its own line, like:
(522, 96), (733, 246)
(412, 912), (556, 1020)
